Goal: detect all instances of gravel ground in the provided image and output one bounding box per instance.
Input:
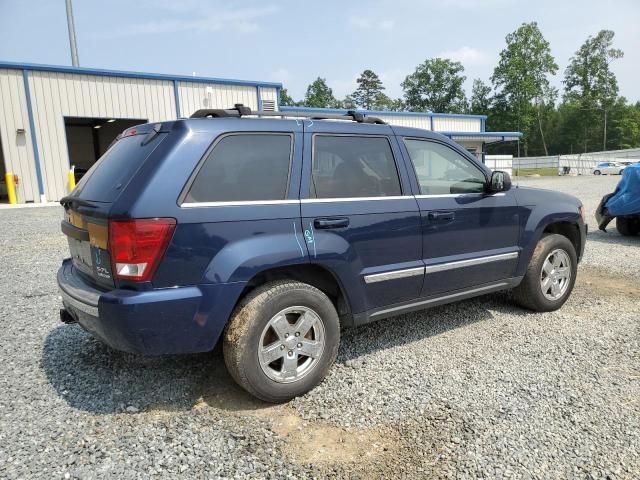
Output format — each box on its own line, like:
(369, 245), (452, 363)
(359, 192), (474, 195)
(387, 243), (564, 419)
(516, 175), (640, 279)
(0, 176), (638, 479)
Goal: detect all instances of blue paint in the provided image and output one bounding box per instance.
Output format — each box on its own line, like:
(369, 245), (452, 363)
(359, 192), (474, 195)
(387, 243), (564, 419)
(293, 221), (305, 257)
(256, 86), (263, 111)
(173, 80), (181, 118)
(57, 115), (585, 356)
(0, 61), (282, 89)
(439, 131), (522, 138)
(22, 69), (45, 198)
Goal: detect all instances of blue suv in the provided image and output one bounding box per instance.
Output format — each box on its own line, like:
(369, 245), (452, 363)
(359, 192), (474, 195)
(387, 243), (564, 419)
(58, 105), (587, 402)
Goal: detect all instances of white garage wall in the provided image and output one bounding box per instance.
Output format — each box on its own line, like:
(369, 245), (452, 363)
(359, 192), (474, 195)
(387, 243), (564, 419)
(27, 71), (177, 202)
(0, 69), (39, 203)
(376, 114), (430, 130)
(178, 82), (260, 117)
(432, 116), (481, 132)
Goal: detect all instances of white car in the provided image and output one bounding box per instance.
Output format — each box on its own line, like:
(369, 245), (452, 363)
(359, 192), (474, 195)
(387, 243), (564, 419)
(593, 162), (624, 175)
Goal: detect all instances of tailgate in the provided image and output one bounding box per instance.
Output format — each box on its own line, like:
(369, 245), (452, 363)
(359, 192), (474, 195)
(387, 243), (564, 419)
(61, 208), (114, 288)
(60, 122), (170, 287)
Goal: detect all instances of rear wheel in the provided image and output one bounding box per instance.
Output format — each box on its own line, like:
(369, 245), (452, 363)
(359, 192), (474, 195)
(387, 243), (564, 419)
(223, 280), (340, 403)
(616, 217), (640, 236)
(513, 234), (577, 312)
(619, 169), (625, 175)
(594, 170), (601, 175)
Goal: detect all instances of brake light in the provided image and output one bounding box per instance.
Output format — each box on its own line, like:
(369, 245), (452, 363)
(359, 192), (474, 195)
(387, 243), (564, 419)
(109, 218), (176, 281)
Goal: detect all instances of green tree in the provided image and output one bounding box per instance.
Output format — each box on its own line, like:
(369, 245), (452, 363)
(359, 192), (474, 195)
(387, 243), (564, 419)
(338, 94), (357, 109)
(352, 69), (387, 110)
(279, 88), (296, 106)
(402, 58), (467, 113)
(303, 77), (337, 108)
(469, 79), (492, 115)
(607, 99), (640, 150)
(491, 22), (558, 156)
(385, 98), (406, 112)
(563, 30), (624, 151)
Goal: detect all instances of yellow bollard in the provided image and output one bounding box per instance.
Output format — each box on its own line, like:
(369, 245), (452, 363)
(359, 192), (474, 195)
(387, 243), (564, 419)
(68, 167), (76, 192)
(5, 172), (17, 205)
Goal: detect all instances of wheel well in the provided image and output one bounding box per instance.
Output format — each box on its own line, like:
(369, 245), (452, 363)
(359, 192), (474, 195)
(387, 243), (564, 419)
(543, 221), (581, 258)
(238, 264), (353, 325)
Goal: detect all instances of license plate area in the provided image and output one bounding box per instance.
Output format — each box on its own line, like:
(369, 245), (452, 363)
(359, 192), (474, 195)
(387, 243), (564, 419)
(67, 236), (114, 285)
(68, 237), (93, 275)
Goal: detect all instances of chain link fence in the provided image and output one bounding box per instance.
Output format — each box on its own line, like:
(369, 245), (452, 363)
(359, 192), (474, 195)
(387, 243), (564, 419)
(510, 148), (640, 176)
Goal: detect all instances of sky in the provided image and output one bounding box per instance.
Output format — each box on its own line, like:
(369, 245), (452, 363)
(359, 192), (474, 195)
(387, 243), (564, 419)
(1, 0), (639, 104)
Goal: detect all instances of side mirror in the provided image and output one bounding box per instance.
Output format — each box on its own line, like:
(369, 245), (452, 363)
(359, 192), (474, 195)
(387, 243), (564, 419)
(489, 170), (512, 193)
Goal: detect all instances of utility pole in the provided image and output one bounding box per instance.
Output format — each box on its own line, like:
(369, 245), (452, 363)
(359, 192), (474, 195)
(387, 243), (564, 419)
(65, 0), (80, 67)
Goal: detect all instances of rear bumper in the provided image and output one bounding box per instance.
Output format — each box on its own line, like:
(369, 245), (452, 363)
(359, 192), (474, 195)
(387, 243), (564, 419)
(57, 258), (245, 355)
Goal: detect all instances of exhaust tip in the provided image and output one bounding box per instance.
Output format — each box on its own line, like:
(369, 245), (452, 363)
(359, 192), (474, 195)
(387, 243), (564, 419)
(60, 308), (77, 324)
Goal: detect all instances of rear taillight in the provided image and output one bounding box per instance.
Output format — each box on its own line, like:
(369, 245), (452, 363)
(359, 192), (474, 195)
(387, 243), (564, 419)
(109, 218), (176, 282)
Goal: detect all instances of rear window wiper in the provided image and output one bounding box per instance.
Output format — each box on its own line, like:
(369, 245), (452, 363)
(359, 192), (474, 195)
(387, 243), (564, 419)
(141, 123), (162, 146)
(59, 196), (99, 209)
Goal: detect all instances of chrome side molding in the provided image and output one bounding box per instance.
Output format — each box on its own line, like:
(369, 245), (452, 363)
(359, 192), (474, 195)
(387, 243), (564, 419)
(363, 252), (519, 284)
(364, 266), (425, 284)
(424, 252), (519, 274)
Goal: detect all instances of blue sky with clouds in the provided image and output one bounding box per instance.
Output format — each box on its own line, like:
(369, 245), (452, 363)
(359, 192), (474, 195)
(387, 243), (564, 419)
(1, 0), (638, 103)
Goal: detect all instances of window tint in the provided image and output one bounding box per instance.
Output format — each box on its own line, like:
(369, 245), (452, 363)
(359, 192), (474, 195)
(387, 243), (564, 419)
(185, 134), (292, 203)
(311, 136), (401, 198)
(73, 133), (167, 202)
(404, 139), (486, 195)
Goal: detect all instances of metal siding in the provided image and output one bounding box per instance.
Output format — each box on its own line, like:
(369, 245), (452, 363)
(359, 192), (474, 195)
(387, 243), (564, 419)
(178, 81), (259, 117)
(433, 116), (480, 133)
(377, 114), (430, 130)
(0, 69), (39, 202)
(22, 71), (175, 201)
(260, 87), (278, 110)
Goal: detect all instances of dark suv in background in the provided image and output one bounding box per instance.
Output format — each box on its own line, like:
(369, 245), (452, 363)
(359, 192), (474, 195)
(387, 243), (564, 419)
(58, 106), (586, 402)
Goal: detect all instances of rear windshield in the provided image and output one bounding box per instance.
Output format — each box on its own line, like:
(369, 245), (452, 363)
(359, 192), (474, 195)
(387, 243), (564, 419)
(71, 133), (167, 202)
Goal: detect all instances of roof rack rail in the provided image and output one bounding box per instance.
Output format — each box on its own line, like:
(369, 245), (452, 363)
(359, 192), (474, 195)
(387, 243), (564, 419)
(190, 104), (387, 125)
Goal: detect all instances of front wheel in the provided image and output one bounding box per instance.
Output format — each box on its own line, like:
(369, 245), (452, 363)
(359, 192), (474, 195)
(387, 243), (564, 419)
(594, 170), (601, 175)
(513, 234), (577, 312)
(223, 280), (340, 403)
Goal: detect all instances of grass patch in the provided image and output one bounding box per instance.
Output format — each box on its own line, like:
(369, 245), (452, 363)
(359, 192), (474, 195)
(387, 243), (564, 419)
(513, 167), (558, 177)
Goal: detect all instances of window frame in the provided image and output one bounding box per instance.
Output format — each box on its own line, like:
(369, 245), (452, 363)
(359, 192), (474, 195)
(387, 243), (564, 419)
(178, 131), (295, 206)
(402, 137), (489, 196)
(309, 133), (405, 200)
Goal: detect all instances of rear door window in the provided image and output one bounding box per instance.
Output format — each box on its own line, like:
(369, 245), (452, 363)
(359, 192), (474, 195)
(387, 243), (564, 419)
(72, 133), (167, 203)
(311, 135), (402, 198)
(184, 134), (292, 203)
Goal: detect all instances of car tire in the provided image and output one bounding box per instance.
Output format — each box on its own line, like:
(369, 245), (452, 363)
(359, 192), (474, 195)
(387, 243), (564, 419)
(619, 170), (625, 175)
(223, 280), (340, 403)
(594, 170), (601, 175)
(513, 233), (577, 312)
(616, 217), (640, 236)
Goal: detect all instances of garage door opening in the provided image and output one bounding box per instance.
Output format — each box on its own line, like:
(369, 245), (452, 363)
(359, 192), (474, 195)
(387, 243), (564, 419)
(64, 117), (147, 182)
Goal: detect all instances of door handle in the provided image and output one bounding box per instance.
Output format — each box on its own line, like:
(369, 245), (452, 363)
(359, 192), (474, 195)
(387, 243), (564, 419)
(314, 217), (349, 229)
(427, 211), (455, 222)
